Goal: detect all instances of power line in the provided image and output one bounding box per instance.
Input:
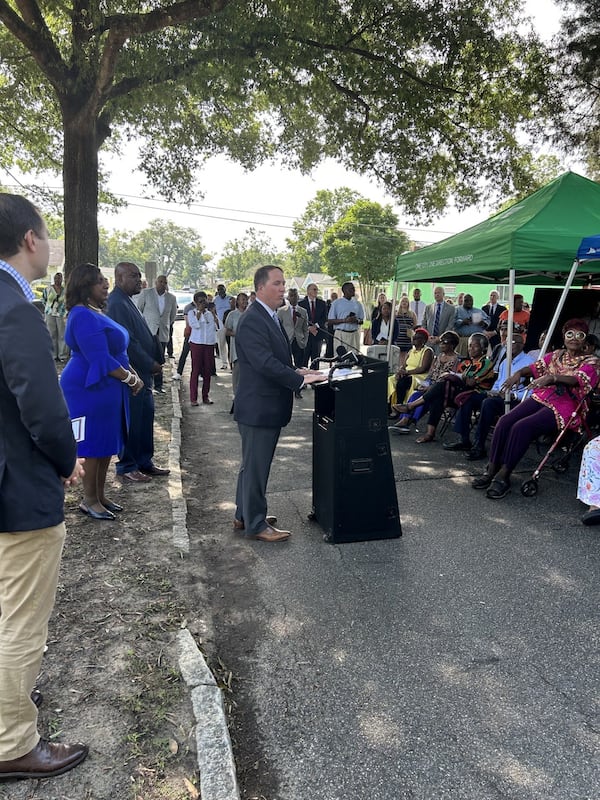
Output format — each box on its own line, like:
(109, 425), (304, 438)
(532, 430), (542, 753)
(0, 177), (457, 239)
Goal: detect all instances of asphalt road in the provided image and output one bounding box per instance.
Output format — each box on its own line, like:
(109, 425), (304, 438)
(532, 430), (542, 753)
(183, 365), (600, 800)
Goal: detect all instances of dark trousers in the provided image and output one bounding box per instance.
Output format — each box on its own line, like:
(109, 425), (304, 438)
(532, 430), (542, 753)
(167, 323), (174, 357)
(489, 397), (557, 472)
(117, 385), (155, 474)
(453, 392), (487, 442)
(154, 341), (167, 390)
(235, 423), (281, 535)
(177, 338), (190, 376)
(291, 339), (304, 369)
(472, 396), (517, 449)
(325, 324), (335, 358)
(420, 381), (448, 428)
(303, 332), (326, 367)
(189, 342), (215, 402)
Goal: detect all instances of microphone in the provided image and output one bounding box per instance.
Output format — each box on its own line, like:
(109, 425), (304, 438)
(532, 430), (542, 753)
(314, 324), (364, 357)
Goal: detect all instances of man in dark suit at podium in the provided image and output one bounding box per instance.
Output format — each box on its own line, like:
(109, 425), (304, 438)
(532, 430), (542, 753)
(299, 283), (328, 366)
(234, 265), (322, 542)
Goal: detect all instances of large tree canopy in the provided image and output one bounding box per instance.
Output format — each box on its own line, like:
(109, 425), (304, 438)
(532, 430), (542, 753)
(286, 188), (364, 275)
(557, 0), (600, 178)
(0, 0), (554, 272)
(321, 199), (409, 303)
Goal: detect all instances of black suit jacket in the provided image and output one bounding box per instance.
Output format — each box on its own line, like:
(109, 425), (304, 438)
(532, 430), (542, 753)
(0, 271), (77, 531)
(482, 302), (507, 346)
(234, 301), (303, 429)
(299, 296), (328, 329)
(106, 286), (163, 386)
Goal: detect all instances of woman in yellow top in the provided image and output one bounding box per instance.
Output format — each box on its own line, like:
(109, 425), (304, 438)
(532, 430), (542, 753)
(394, 328), (434, 405)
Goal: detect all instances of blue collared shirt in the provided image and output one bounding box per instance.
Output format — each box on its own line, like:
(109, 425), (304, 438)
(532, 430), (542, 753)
(0, 259), (34, 302)
(492, 349), (535, 399)
(453, 304), (489, 337)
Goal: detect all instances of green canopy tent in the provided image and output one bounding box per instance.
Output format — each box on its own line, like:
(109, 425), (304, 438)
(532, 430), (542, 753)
(389, 171), (600, 404)
(394, 171), (600, 286)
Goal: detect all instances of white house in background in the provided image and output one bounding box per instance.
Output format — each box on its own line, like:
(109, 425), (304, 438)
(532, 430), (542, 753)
(299, 273), (339, 300)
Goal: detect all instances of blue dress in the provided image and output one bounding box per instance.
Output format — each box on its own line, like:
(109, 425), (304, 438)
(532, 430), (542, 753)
(61, 306), (130, 458)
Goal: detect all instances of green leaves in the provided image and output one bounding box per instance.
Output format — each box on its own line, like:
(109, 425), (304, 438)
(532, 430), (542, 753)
(322, 199), (409, 300)
(0, 0), (556, 267)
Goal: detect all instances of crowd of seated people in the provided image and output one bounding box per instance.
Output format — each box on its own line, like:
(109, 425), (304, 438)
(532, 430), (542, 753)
(389, 331), (460, 432)
(377, 288), (600, 517)
(443, 329), (534, 458)
(391, 332), (494, 443)
(469, 319), (600, 499)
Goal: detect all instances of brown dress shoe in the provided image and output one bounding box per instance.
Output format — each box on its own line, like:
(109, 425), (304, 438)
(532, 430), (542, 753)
(139, 465), (170, 476)
(120, 470), (151, 484)
(0, 739), (88, 779)
(233, 515), (277, 531)
(250, 526), (291, 542)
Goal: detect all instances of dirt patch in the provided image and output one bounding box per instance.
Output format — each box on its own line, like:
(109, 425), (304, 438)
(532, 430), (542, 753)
(1, 384), (203, 800)
(1, 349), (279, 800)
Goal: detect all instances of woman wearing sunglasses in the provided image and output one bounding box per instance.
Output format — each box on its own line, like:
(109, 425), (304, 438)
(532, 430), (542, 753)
(472, 319), (600, 499)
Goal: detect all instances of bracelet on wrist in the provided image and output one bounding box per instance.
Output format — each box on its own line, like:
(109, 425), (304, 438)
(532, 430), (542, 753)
(120, 370), (132, 384)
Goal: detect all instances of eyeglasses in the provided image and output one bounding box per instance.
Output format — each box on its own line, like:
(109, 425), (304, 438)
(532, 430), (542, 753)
(564, 330), (586, 341)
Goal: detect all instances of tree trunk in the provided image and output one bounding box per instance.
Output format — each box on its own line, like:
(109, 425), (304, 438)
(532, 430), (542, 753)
(62, 103), (100, 277)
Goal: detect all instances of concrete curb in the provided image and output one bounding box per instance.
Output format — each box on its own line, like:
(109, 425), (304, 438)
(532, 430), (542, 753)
(168, 366), (240, 800)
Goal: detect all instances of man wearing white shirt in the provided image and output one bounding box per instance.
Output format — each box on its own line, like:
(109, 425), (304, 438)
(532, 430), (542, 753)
(409, 287), (425, 325)
(213, 284), (233, 369)
(327, 282), (365, 353)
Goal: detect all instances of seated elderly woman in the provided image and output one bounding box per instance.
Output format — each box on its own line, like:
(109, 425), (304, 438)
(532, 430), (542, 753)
(395, 333), (493, 443)
(472, 318), (600, 500)
(389, 331), (460, 432)
(392, 328), (434, 406)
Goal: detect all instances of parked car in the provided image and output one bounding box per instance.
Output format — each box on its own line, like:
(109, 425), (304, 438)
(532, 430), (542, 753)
(175, 291), (194, 320)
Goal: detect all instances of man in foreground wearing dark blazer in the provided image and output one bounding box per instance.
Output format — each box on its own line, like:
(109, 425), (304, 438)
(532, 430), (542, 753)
(299, 283), (328, 367)
(107, 262), (169, 483)
(234, 266), (322, 542)
(0, 194), (88, 779)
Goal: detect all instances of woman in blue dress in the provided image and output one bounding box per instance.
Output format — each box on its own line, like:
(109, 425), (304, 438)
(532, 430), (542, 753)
(61, 264), (144, 520)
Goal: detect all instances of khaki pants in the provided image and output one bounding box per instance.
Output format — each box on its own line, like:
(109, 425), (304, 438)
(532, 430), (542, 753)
(0, 524), (66, 760)
(46, 314), (68, 360)
(334, 329), (361, 354)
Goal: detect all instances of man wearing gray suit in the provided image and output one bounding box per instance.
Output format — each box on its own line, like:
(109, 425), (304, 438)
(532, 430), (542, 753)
(422, 286), (455, 350)
(137, 275), (177, 392)
(233, 266), (322, 542)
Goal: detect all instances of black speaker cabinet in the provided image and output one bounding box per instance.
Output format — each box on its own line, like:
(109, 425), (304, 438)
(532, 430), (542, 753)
(311, 357), (402, 543)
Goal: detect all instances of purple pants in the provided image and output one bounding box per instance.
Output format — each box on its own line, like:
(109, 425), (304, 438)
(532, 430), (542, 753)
(489, 397), (557, 472)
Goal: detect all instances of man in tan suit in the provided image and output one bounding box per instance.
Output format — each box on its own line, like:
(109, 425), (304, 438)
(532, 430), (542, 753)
(277, 288), (309, 398)
(137, 275), (177, 392)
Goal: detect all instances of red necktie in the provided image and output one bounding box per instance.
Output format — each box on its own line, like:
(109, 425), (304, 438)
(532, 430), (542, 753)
(311, 300), (316, 322)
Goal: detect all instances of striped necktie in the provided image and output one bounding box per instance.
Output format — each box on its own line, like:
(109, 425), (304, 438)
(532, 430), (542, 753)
(433, 303), (442, 336)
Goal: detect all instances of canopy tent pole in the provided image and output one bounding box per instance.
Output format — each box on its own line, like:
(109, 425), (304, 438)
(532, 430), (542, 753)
(537, 260), (580, 361)
(387, 281), (400, 366)
(503, 270), (516, 413)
